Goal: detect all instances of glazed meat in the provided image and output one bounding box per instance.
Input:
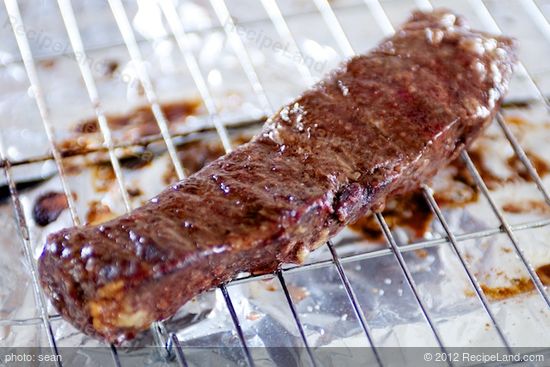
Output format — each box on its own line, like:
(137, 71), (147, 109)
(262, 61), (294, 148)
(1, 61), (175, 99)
(38, 9), (517, 343)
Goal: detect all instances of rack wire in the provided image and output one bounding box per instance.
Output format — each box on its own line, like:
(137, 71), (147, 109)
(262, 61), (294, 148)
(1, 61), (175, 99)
(0, 0), (549, 366)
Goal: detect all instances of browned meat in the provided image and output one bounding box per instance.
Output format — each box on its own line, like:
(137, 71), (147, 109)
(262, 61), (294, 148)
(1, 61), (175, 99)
(38, 9), (517, 343)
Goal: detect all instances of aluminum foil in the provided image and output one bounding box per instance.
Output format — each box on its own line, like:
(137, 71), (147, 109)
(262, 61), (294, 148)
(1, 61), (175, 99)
(0, 0), (549, 366)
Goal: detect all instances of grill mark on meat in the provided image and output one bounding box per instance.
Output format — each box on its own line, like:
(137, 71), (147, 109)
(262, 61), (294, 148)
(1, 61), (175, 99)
(38, 9), (518, 343)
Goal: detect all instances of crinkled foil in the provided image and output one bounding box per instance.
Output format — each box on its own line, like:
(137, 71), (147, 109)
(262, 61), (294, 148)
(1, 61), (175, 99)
(0, 0), (549, 366)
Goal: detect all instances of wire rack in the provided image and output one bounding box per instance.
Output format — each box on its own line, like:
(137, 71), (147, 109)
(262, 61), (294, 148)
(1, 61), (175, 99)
(0, 0), (549, 366)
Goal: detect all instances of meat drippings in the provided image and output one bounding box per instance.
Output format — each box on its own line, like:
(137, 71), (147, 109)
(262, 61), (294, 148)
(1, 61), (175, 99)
(74, 100), (201, 136)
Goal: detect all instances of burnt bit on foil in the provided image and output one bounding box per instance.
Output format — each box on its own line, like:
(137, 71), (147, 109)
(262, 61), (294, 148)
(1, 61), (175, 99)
(33, 192), (70, 226)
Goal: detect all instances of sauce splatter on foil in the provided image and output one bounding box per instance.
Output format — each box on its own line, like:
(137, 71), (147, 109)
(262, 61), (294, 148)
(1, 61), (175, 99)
(74, 100), (201, 137)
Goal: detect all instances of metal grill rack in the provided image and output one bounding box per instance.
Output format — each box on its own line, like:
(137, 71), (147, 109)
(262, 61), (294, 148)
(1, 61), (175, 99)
(0, 0), (549, 366)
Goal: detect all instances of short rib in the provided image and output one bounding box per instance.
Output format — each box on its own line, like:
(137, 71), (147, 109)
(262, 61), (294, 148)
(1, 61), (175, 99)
(39, 9), (517, 343)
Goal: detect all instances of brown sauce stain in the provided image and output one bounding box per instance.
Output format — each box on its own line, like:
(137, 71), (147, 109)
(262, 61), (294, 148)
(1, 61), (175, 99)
(505, 115), (528, 127)
(464, 289), (476, 297)
(74, 100), (201, 138)
(99, 60), (119, 78)
(502, 200), (550, 215)
(480, 278), (536, 301)
(86, 201), (116, 225)
(348, 191), (433, 241)
(507, 152), (550, 182)
(33, 192), (69, 226)
(57, 99), (201, 159)
(435, 156), (480, 206)
(177, 140), (227, 178)
(463, 148), (503, 191)
(466, 116), (550, 189)
(537, 264), (550, 286)
(92, 164), (116, 193)
(503, 115), (550, 130)
(463, 265), (550, 301)
(454, 140), (549, 192)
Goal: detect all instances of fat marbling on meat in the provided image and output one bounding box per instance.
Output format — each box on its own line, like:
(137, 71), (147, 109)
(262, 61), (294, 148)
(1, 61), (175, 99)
(38, 9), (518, 343)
